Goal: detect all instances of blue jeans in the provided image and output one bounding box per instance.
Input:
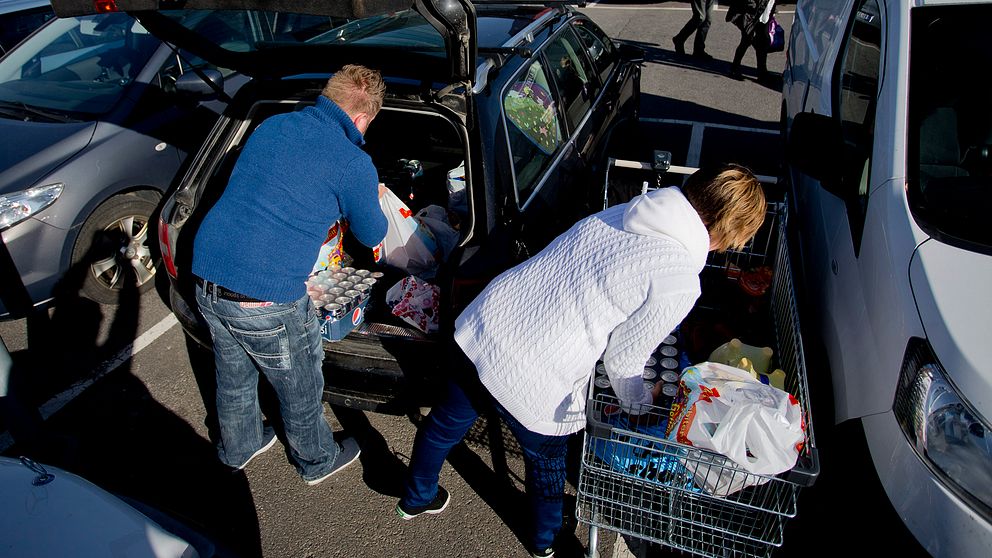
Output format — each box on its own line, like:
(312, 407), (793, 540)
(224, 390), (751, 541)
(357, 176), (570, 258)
(196, 282), (338, 481)
(401, 373), (570, 552)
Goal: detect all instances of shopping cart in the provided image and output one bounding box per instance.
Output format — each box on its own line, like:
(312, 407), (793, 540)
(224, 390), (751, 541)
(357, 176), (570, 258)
(576, 158), (818, 558)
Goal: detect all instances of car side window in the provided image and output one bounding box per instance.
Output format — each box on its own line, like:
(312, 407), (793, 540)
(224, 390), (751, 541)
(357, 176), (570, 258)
(835, 0), (882, 250)
(503, 59), (563, 203)
(571, 19), (617, 85)
(544, 28), (598, 132)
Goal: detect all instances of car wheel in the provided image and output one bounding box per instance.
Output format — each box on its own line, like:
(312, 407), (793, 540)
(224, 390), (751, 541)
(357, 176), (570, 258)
(72, 191), (161, 305)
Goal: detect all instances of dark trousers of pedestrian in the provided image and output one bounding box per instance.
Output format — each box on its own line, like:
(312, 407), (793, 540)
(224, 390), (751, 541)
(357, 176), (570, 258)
(399, 349), (570, 554)
(731, 28), (769, 78)
(673, 0), (716, 55)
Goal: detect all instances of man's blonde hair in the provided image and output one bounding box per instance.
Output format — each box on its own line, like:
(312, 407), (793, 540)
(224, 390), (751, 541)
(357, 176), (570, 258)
(321, 64), (385, 118)
(682, 163), (766, 252)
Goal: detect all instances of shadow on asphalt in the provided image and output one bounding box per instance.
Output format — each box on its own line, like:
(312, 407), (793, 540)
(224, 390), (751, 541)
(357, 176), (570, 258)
(1, 253), (264, 558)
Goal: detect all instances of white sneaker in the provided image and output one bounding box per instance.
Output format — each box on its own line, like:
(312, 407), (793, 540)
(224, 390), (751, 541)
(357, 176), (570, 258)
(306, 437), (361, 486)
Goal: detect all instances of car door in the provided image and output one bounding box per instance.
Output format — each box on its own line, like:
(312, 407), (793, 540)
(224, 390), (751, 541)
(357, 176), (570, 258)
(511, 24), (600, 253)
(801, 0), (885, 420)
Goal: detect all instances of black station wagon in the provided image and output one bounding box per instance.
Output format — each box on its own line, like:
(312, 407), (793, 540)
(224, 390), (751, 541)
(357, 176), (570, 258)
(53, 0), (641, 413)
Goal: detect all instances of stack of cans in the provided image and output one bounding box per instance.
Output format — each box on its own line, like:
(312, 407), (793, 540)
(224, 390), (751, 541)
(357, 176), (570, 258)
(306, 267), (384, 321)
(651, 328), (688, 409)
(594, 361), (611, 393)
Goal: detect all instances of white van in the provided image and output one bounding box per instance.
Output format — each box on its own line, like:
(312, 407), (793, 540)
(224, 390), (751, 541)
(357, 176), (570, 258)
(781, 0), (991, 555)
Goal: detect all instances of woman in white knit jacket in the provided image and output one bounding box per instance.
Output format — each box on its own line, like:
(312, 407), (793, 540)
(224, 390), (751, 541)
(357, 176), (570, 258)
(395, 164), (766, 557)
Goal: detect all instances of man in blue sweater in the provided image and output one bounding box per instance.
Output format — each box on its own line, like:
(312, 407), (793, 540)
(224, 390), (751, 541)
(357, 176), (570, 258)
(192, 65), (388, 485)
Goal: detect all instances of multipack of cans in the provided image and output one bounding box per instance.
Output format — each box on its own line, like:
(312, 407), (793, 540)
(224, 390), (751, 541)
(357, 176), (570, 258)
(306, 267), (384, 341)
(593, 326), (691, 411)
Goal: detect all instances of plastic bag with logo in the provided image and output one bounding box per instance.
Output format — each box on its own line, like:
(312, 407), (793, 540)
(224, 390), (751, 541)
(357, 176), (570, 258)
(311, 220), (348, 274)
(375, 188), (441, 279)
(666, 362), (804, 496)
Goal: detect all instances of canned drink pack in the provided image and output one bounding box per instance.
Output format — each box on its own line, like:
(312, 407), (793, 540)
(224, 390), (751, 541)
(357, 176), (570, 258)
(660, 370), (679, 384)
(643, 380), (657, 391)
(660, 358), (679, 370)
(659, 345), (678, 358)
(361, 277), (377, 286)
(344, 289), (361, 299)
(370, 271), (385, 279)
(645, 356), (657, 368)
(656, 382), (679, 408)
(596, 362), (607, 376)
(642, 368), (657, 380)
(355, 269), (371, 277)
(595, 376), (611, 389)
(342, 267), (356, 274)
(662, 334), (677, 346)
(338, 281), (354, 289)
(328, 287), (345, 296)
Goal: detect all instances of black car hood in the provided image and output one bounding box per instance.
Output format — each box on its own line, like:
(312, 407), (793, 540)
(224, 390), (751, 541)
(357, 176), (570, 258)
(0, 117), (95, 195)
(50, 0), (478, 85)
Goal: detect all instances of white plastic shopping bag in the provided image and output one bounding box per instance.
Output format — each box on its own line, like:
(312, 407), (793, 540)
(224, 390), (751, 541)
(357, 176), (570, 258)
(667, 362), (805, 495)
(375, 188), (441, 278)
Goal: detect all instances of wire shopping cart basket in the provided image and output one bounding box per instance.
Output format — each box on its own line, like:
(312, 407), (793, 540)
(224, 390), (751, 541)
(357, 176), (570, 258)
(576, 190), (818, 558)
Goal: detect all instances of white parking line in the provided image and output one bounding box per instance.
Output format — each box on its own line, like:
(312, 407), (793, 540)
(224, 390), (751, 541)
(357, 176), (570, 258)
(0, 313), (179, 453)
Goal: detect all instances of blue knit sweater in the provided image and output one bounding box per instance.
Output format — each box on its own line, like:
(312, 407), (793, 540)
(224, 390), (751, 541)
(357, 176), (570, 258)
(192, 96), (387, 303)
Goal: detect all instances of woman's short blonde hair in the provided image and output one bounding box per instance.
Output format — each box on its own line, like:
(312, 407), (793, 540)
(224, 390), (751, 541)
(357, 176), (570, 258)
(321, 64), (386, 118)
(682, 163), (766, 252)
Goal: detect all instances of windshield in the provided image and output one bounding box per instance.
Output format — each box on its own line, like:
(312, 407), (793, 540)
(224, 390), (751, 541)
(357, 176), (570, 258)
(908, 4), (992, 251)
(0, 13), (160, 116)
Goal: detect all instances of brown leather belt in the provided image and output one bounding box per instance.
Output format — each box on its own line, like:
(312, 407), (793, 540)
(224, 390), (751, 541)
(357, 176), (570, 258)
(194, 276), (266, 303)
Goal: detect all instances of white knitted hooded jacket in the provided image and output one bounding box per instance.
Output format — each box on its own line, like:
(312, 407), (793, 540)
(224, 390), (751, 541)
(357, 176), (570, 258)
(454, 187), (710, 436)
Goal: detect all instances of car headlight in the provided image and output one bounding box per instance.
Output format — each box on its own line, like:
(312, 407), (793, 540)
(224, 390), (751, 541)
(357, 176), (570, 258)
(0, 183), (64, 231)
(895, 338), (992, 518)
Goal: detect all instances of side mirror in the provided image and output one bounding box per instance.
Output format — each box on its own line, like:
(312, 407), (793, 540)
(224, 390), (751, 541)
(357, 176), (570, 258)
(617, 42), (645, 63)
(787, 111), (844, 191)
(175, 69), (224, 100)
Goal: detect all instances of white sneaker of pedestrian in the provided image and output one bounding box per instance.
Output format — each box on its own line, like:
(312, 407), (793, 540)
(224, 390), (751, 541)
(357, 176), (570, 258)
(306, 437), (361, 486)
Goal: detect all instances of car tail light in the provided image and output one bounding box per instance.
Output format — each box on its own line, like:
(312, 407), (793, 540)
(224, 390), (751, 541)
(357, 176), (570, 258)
(158, 218), (177, 279)
(94, 0), (119, 13)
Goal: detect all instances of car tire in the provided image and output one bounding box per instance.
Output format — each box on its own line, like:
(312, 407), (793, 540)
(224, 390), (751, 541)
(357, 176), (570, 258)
(71, 191), (161, 305)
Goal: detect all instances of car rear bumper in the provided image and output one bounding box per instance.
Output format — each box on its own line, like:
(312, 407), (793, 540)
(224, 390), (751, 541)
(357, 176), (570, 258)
(863, 411), (992, 557)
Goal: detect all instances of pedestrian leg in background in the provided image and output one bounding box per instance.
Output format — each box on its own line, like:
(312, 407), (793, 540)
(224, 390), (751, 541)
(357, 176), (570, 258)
(672, 0), (715, 59)
(730, 29), (750, 79)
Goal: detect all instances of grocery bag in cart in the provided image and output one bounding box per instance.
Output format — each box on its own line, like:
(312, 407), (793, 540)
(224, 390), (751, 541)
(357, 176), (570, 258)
(667, 362), (805, 496)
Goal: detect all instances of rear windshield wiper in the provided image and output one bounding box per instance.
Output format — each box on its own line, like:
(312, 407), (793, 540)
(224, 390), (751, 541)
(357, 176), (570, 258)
(0, 100), (77, 123)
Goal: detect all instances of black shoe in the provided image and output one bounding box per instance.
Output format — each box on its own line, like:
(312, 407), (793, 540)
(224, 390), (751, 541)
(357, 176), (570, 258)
(692, 51), (714, 61)
(729, 66), (744, 80)
(672, 36), (685, 55)
(396, 486), (451, 520)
